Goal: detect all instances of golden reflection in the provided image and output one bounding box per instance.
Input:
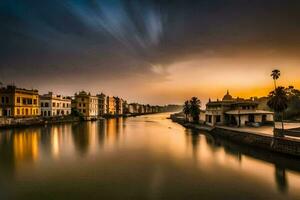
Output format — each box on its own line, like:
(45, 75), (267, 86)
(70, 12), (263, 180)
(13, 130), (40, 163)
(106, 119), (118, 146)
(88, 122), (98, 154)
(51, 127), (60, 158)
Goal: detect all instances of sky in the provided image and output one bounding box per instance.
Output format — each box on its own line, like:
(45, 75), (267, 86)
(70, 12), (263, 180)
(1, 0), (300, 105)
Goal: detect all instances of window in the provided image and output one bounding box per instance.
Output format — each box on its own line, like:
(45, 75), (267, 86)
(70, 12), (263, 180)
(83, 109), (86, 113)
(57, 103), (59, 107)
(83, 103), (86, 107)
(45, 102), (49, 107)
(63, 103), (65, 108)
(34, 99), (37, 105)
(17, 109), (20, 115)
(41, 102), (44, 107)
(81, 98), (84, 102)
(216, 115), (221, 123)
(53, 103), (55, 107)
(17, 97), (20, 103)
(23, 98), (26, 105)
(1, 97), (4, 104)
(28, 99), (32, 105)
(79, 103), (81, 107)
(6, 97), (9, 104)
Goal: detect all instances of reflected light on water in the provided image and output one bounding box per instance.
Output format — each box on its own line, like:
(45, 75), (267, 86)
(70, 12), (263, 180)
(0, 113), (299, 199)
(13, 131), (40, 165)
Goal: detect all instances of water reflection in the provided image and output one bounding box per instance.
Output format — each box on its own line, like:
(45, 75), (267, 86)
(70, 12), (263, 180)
(13, 130), (40, 163)
(0, 114), (298, 199)
(275, 166), (288, 193)
(72, 122), (91, 155)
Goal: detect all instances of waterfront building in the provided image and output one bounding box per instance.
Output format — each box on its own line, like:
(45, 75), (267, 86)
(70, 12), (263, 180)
(114, 97), (123, 115)
(123, 100), (129, 114)
(138, 104), (145, 114)
(106, 96), (116, 115)
(205, 90), (274, 127)
(145, 104), (151, 113)
(97, 93), (107, 116)
(0, 85), (39, 117)
(128, 103), (138, 114)
(40, 92), (71, 117)
(74, 91), (98, 119)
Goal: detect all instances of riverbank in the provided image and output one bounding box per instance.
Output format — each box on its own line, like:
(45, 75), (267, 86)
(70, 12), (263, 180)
(170, 114), (300, 157)
(0, 112), (165, 129)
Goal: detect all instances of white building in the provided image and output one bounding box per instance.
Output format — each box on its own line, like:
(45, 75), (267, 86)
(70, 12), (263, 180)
(97, 93), (107, 116)
(40, 92), (71, 117)
(205, 91), (274, 127)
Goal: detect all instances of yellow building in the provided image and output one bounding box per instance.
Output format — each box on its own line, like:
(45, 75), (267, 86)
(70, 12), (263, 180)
(106, 96), (116, 115)
(74, 91), (98, 119)
(0, 85), (40, 117)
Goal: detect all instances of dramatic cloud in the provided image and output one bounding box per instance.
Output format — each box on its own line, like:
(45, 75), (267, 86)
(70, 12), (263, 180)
(1, 0), (300, 104)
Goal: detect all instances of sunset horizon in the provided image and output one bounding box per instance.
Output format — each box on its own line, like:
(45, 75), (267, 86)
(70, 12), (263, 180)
(1, 1), (300, 200)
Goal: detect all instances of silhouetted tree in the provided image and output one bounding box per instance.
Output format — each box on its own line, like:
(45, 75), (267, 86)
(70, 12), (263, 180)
(267, 86), (288, 136)
(271, 69), (280, 89)
(183, 100), (190, 122)
(189, 97), (201, 123)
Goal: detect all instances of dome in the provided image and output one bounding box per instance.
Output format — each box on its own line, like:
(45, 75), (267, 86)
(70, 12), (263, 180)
(222, 90), (233, 101)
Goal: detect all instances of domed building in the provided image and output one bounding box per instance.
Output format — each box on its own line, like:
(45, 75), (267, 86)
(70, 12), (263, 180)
(222, 90), (233, 101)
(205, 90), (274, 127)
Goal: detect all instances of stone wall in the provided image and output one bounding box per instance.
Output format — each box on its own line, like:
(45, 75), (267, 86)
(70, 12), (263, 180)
(212, 127), (300, 156)
(0, 116), (80, 128)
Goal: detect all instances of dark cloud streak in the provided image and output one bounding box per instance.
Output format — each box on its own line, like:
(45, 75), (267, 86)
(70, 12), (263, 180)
(1, 0), (300, 99)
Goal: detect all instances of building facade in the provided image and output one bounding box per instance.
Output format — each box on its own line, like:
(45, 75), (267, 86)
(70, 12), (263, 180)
(114, 97), (123, 115)
(97, 93), (107, 116)
(40, 92), (71, 117)
(205, 90), (273, 127)
(106, 96), (116, 115)
(0, 85), (39, 117)
(74, 91), (98, 119)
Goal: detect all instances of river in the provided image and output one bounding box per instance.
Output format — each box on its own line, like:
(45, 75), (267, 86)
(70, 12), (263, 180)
(0, 113), (299, 200)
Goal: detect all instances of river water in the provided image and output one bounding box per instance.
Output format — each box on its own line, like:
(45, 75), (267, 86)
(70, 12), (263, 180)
(0, 113), (299, 200)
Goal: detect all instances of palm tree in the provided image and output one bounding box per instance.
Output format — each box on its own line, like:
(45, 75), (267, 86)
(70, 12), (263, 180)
(183, 100), (190, 122)
(189, 97), (201, 123)
(271, 69), (280, 89)
(267, 86), (288, 136)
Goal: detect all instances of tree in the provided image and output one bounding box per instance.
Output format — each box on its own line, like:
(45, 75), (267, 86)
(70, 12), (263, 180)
(267, 86), (288, 136)
(189, 97), (201, 123)
(183, 100), (190, 122)
(271, 69), (280, 89)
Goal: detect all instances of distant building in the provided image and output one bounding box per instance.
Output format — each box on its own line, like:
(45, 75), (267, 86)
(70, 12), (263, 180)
(114, 97), (123, 115)
(40, 92), (71, 117)
(74, 91), (98, 119)
(0, 85), (39, 117)
(106, 96), (116, 115)
(205, 90), (273, 126)
(97, 93), (107, 116)
(128, 103), (138, 114)
(123, 100), (129, 114)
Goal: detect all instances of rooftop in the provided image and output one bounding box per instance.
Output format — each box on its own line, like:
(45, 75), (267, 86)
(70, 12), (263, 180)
(225, 110), (274, 115)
